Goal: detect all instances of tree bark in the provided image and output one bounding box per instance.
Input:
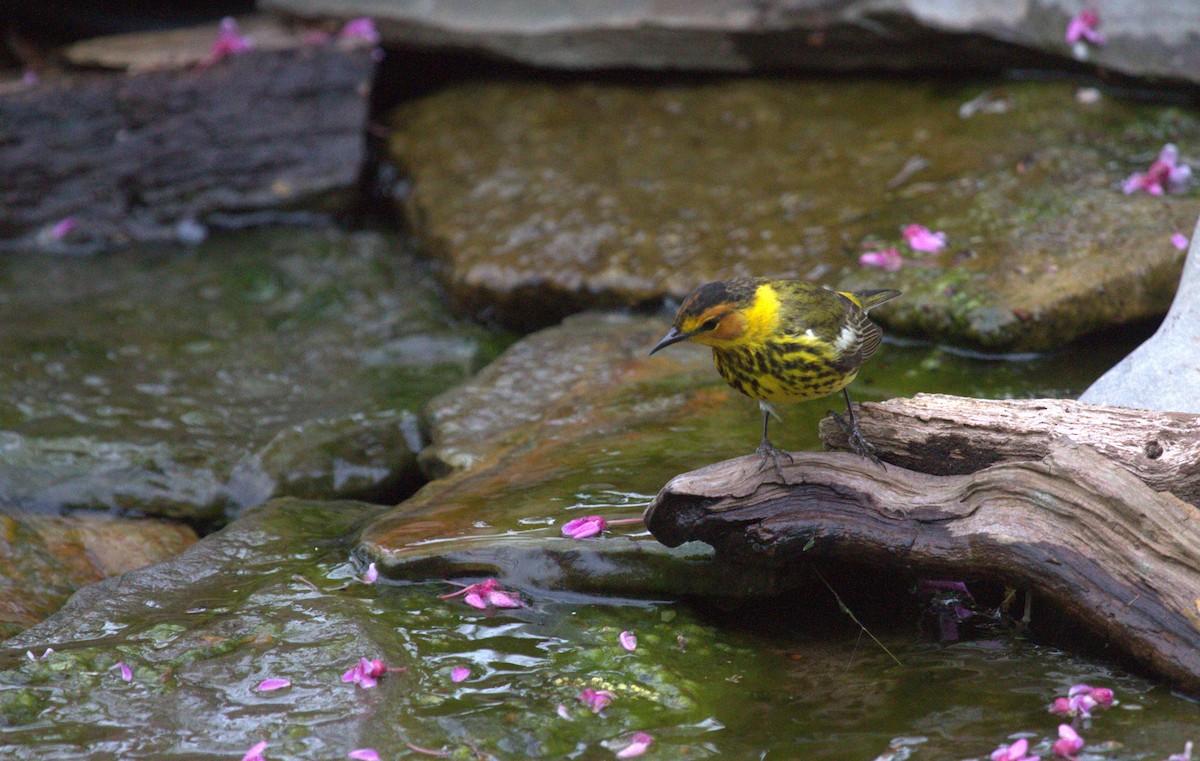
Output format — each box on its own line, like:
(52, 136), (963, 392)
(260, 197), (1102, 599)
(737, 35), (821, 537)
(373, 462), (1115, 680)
(644, 440), (1200, 693)
(1, 17), (374, 252)
(819, 393), (1200, 504)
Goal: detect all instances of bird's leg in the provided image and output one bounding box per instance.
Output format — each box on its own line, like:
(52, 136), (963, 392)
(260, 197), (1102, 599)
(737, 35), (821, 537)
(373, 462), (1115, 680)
(755, 401), (793, 475)
(829, 388), (883, 467)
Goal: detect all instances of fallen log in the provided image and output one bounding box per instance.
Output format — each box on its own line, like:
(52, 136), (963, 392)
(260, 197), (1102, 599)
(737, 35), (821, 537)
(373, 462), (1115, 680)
(1, 16), (375, 253)
(819, 393), (1200, 505)
(644, 441), (1200, 693)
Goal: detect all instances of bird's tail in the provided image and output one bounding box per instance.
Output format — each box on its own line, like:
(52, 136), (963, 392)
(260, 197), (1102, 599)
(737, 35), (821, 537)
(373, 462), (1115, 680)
(848, 289), (902, 312)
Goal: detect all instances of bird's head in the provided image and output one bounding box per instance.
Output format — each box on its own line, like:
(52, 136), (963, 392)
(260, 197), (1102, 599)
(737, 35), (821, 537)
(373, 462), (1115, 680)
(649, 280), (762, 355)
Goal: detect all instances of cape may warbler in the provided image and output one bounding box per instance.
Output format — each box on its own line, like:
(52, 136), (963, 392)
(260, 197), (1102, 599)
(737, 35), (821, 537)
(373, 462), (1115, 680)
(649, 278), (900, 467)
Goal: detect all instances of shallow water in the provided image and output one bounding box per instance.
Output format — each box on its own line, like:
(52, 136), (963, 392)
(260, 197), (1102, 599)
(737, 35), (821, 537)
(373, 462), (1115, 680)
(2, 231), (1194, 759)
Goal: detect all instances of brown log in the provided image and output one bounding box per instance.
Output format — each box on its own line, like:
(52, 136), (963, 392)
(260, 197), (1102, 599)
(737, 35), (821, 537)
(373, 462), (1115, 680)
(644, 441), (1200, 693)
(819, 393), (1200, 505)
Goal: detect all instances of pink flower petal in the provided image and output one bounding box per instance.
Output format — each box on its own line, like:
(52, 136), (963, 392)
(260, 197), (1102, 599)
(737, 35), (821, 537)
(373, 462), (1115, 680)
(486, 589), (526, 608)
(902, 223), (947, 252)
(450, 666), (470, 683)
(112, 661), (132, 682)
(256, 678), (291, 692)
(579, 688), (615, 713)
(242, 741), (269, 761)
(51, 217), (79, 241)
(1052, 724), (1084, 758)
(990, 738), (1032, 761)
(619, 631), (637, 651)
(340, 18), (381, 45)
(1065, 9), (1105, 45)
(860, 247), (905, 271)
(616, 732), (654, 759)
(1124, 144), (1192, 195)
(203, 17), (254, 67)
(348, 750), (380, 761)
(1172, 232), (1190, 250)
(562, 515), (607, 539)
(463, 592), (487, 609)
(362, 562), (379, 584)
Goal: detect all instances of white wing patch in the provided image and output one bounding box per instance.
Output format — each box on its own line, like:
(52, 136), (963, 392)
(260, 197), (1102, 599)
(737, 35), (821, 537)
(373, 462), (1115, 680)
(833, 322), (858, 354)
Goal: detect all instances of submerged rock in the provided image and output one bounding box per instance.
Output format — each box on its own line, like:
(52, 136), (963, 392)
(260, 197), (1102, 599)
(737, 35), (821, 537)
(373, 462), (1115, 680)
(1080, 216), (1200, 413)
(389, 77), (1200, 350)
(0, 228), (502, 521)
(266, 0), (1200, 86)
(0, 513), (196, 638)
(0, 498), (393, 758)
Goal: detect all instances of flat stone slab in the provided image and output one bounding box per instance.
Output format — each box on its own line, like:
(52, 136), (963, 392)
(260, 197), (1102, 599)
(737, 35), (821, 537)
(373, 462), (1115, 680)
(0, 228), (502, 520)
(359, 313), (756, 567)
(0, 16), (373, 252)
(266, 0), (1200, 86)
(388, 77), (1200, 350)
(0, 513), (196, 638)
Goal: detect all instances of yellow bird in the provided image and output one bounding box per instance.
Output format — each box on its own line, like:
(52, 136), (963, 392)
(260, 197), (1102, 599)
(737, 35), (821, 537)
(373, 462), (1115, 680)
(650, 278), (900, 467)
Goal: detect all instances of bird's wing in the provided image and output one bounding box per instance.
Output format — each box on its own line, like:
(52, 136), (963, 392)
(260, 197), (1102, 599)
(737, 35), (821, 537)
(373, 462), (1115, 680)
(853, 308), (883, 361)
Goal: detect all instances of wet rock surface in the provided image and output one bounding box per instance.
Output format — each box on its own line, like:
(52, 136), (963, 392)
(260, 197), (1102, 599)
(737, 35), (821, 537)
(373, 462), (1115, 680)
(0, 228), (503, 521)
(357, 310), (1128, 571)
(359, 313), (757, 574)
(0, 309), (1191, 758)
(0, 513), (196, 638)
(389, 77), (1200, 350)
(266, 0), (1200, 86)
(0, 498), (391, 759)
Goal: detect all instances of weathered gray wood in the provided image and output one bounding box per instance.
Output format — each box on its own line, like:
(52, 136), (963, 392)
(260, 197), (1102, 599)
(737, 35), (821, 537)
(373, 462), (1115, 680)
(819, 393), (1200, 504)
(0, 18), (374, 252)
(644, 442), (1200, 693)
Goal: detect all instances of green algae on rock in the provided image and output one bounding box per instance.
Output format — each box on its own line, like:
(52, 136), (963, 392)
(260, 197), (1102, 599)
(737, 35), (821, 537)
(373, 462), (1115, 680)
(0, 513), (196, 638)
(0, 228), (504, 521)
(389, 77), (1200, 351)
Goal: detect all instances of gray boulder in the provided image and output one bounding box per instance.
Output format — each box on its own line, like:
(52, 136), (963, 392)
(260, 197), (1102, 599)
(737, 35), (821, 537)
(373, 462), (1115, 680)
(265, 0), (1200, 85)
(1080, 216), (1200, 414)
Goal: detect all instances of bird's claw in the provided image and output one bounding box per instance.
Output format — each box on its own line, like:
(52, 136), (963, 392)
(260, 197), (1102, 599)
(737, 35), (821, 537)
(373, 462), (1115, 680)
(755, 441), (794, 477)
(827, 409), (885, 469)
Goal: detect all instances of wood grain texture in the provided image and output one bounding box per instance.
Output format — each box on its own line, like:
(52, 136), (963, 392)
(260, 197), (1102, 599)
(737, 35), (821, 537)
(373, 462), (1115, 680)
(819, 393), (1200, 504)
(645, 440), (1200, 692)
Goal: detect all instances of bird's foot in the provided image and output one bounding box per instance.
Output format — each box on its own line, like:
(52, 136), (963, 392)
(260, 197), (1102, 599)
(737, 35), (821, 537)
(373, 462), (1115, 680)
(755, 440), (794, 477)
(827, 409), (885, 469)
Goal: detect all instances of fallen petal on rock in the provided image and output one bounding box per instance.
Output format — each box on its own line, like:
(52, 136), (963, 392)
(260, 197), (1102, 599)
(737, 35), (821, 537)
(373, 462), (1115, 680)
(242, 741), (268, 761)
(616, 732), (654, 758)
(255, 678), (291, 692)
(619, 630), (637, 651)
(112, 661), (132, 682)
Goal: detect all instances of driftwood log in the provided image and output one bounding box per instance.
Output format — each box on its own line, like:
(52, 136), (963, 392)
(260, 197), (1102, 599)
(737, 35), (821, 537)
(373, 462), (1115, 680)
(819, 393), (1200, 503)
(1, 16), (373, 253)
(646, 395), (1200, 693)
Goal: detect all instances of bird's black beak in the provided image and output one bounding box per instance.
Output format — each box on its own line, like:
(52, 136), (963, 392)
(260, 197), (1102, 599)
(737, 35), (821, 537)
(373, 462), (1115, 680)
(649, 326), (690, 355)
